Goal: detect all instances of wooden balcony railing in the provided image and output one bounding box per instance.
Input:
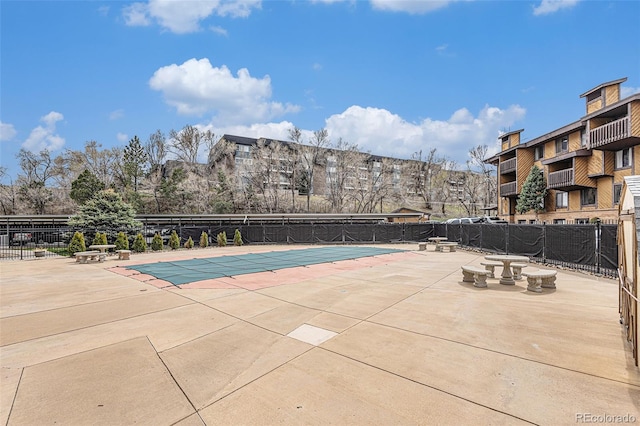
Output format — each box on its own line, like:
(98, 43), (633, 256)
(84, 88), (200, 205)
(589, 116), (629, 148)
(500, 181), (517, 197)
(548, 169), (574, 189)
(500, 157), (517, 174)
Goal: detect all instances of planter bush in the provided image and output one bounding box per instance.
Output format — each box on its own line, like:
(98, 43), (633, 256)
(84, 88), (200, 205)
(68, 231), (86, 255)
(115, 231), (129, 251)
(184, 236), (194, 249)
(217, 231), (227, 247)
(151, 233), (164, 251)
(233, 229), (243, 246)
(169, 230), (180, 250)
(132, 233), (147, 253)
(200, 231), (209, 248)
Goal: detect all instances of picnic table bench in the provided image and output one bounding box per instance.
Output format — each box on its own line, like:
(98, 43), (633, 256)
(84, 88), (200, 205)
(461, 265), (489, 288)
(436, 242), (458, 252)
(522, 270), (557, 292)
(74, 250), (103, 264)
(116, 249), (131, 260)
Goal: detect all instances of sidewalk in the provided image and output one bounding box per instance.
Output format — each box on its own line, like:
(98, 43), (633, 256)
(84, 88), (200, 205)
(1, 245), (638, 425)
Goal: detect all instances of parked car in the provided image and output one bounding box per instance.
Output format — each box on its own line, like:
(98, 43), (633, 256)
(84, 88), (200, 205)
(11, 232), (32, 245)
(482, 216), (508, 224)
(445, 217), (483, 224)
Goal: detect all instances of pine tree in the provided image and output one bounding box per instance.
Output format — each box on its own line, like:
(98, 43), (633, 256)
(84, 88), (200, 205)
(516, 165), (548, 219)
(123, 136), (148, 193)
(168, 230), (180, 250)
(217, 231), (227, 247)
(199, 231), (209, 248)
(69, 189), (141, 232)
(151, 233), (164, 251)
(132, 233), (147, 252)
(184, 236), (194, 249)
(233, 229), (243, 246)
(115, 231), (129, 251)
(68, 231), (86, 255)
(70, 169), (105, 205)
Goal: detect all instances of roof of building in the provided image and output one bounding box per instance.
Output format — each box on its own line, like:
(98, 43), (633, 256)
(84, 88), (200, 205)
(221, 134), (258, 146)
(579, 77), (627, 98)
(499, 129), (524, 139)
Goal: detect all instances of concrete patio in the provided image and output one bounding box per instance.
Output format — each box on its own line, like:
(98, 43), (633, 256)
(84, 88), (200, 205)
(1, 244), (638, 425)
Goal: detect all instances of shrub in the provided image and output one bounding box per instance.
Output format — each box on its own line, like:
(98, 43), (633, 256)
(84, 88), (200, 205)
(68, 231), (86, 255)
(199, 231), (209, 248)
(217, 231), (227, 247)
(233, 229), (243, 246)
(169, 230), (180, 250)
(184, 236), (194, 249)
(132, 233), (147, 253)
(151, 233), (164, 251)
(115, 231), (129, 251)
(92, 232), (108, 246)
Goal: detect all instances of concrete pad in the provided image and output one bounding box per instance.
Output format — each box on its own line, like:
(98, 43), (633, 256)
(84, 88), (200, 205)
(287, 324), (338, 345)
(200, 291), (290, 319)
(369, 286), (638, 385)
(1, 367), (21, 425)
(8, 337), (194, 425)
(1, 304), (237, 368)
(304, 311), (360, 333)
(159, 322), (311, 409)
(199, 348), (528, 425)
(173, 413), (206, 426)
(165, 287), (246, 302)
(1, 290), (192, 345)
(247, 303), (326, 335)
(321, 322), (640, 424)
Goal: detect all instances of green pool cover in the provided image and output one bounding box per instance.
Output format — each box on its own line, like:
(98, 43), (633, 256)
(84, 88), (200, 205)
(127, 246), (406, 286)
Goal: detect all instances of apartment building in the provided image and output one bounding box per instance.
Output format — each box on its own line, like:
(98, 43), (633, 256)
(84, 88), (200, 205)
(488, 77), (640, 224)
(208, 134), (489, 213)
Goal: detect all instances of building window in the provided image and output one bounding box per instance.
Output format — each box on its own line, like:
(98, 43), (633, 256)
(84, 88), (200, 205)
(553, 219), (566, 224)
(586, 90), (601, 103)
(555, 136), (568, 154)
(580, 188), (597, 206)
(613, 183), (622, 204)
(556, 191), (568, 208)
(575, 218), (589, 224)
(517, 220), (526, 224)
(581, 129), (587, 147)
(534, 146), (544, 161)
(615, 148), (632, 169)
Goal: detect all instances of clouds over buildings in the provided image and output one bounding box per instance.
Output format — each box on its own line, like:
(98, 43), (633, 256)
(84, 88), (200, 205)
(149, 58), (300, 124)
(0, 122), (17, 142)
(122, 0), (261, 33)
(22, 112), (66, 152)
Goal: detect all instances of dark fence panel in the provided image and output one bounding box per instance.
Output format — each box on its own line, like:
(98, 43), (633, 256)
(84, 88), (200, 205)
(600, 224), (618, 271)
(446, 224), (462, 243)
(404, 223), (434, 242)
(481, 224), (508, 253)
(288, 224), (314, 244)
(508, 225), (544, 258)
(313, 224), (343, 243)
(344, 224), (375, 242)
(374, 224), (403, 243)
(263, 225), (288, 243)
(465, 224), (482, 248)
(180, 226), (209, 244)
(545, 225), (596, 265)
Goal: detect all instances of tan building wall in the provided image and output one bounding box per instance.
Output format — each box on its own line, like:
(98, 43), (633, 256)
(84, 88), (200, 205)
(568, 130), (582, 151)
(632, 101), (640, 137)
(587, 99), (603, 114)
(604, 84), (620, 106)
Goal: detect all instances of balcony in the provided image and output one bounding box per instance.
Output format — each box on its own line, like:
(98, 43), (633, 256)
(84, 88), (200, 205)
(500, 181), (517, 197)
(500, 157), (517, 174)
(589, 117), (630, 149)
(548, 169), (574, 189)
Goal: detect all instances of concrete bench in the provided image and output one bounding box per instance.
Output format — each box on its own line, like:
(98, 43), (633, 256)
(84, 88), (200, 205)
(480, 261), (502, 278)
(436, 242), (458, 252)
(74, 250), (101, 264)
(511, 262), (528, 280)
(522, 270), (557, 292)
(418, 242), (427, 251)
(117, 249), (131, 260)
(461, 265), (489, 288)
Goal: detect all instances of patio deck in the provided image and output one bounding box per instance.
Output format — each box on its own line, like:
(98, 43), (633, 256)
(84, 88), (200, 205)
(1, 244), (638, 425)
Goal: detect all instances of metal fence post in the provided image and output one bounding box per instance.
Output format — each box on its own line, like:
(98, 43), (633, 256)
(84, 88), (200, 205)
(596, 219), (602, 275)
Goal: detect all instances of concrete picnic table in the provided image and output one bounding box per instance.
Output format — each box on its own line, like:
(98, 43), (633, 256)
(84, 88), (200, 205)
(88, 244), (116, 254)
(428, 237), (448, 244)
(483, 254), (530, 285)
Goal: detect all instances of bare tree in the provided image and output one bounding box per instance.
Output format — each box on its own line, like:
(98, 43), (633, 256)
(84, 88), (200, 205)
(405, 149), (447, 210)
(291, 127), (330, 212)
(325, 138), (361, 213)
(16, 149), (55, 214)
(248, 139), (286, 213)
(0, 167), (17, 214)
(467, 144), (497, 208)
(169, 125), (214, 164)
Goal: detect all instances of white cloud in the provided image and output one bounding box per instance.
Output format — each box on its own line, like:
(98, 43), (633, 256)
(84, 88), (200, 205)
(149, 58), (300, 124)
(533, 0), (580, 16)
(109, 109), (125, 120)
(312, 62), (322, 71)
(0, 122), (17, 141)
(116, 132), (129, 142)
(210, 25), (228, 36)
(22, 111), (66, 152)
(122, 0), (261, 34)
(370, 0), (457, 14)
(621, 86), (640, 99)
(98, 5), (110, 16)
(322, 104), (526, 164)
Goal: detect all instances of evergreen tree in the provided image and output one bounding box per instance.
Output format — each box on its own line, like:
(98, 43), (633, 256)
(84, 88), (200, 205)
(151, 233), (164, 251)
(184, 236), (194, 249)
(68, 189), (141, 237)
(233, 229), (243, 246)
(123, 136), (148, 193)
(115, 231), (129, 251)
(199, 231), (209, 248)
(70, 169), (105, 205)
(68, 231), (86, 255)
(92, 232), (108, 245)
(132, 233), (147, 252)
(168, 230), (180, 250)
(217, 231), (227, 247)
(516, 165), (548, 218)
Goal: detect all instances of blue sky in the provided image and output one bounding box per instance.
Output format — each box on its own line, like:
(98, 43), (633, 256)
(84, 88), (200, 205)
(1, 0), (639, 179)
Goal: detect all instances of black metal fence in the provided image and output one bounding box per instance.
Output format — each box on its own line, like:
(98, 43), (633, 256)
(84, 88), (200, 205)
(0, 222), (617, 278)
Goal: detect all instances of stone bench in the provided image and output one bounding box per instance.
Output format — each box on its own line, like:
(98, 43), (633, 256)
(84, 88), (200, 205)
(461, 265), (489, 288)
(117, 249), (132, 260)
(418, 242), (427, 251)
(511, 262), (528, 280)
(74, 250), (102, 264)
(522, 270), (557, 292)
(436, 242), (458, 252)
(480, 261), (502, 278)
